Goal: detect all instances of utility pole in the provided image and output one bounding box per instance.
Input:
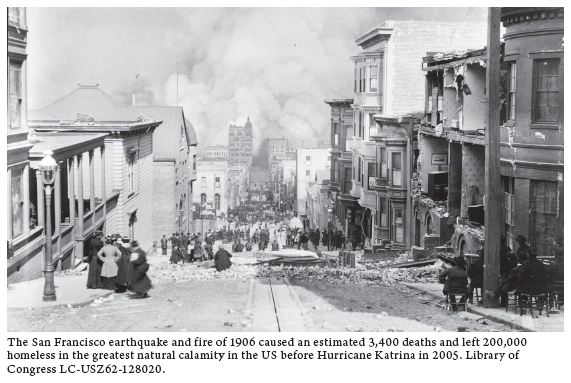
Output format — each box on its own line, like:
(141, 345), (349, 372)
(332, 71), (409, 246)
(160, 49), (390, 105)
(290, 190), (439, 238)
(483, 7), (501, 308)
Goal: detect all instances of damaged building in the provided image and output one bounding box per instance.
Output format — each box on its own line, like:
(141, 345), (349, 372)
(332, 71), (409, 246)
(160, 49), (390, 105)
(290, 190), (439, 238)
(413, 6), (564, 258)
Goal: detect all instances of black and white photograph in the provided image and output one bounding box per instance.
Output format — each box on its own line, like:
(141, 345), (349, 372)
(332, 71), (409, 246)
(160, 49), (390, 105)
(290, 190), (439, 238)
(6, 6), (564, 335)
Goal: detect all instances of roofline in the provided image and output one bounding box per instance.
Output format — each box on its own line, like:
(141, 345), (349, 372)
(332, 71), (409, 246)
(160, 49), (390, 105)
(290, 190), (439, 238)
(355, 25), (393, 48)
(29, 120), (163, 132)
(324, 99), (354, 105)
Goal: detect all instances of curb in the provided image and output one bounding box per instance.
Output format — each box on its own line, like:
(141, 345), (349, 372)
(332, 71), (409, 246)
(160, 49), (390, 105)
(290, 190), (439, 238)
(401, 283), (533, 332)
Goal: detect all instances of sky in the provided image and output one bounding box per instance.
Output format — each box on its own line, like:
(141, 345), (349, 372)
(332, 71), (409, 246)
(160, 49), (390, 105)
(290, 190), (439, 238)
(26, 7), (488, 153)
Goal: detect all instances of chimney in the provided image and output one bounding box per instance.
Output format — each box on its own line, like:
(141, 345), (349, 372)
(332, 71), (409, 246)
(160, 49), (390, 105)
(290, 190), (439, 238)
(132, 90), (136, 106)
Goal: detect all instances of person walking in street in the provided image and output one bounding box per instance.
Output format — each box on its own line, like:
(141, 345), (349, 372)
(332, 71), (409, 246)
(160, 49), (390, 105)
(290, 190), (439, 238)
(115, 237), (132, 293)
(160, 234), (168, 256)
(294, 231), (301, 250)
(129, 240), (152, 298)
(170, 245), (183, 264)
(180, 233), (189, 261)
(300, 232), (309, 251)
(86, 231), (105, 289)
(214, 244), (232, 272)
(97, 237), (122, 290)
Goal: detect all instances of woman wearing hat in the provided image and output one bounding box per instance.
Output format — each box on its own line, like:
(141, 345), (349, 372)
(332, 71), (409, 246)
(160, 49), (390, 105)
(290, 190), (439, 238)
(214, 244), (232, 272)
(129, 240), (152, 298)
(86, 231), (105, 289)
(97, 237), (122, 290)
(115, 237), (132, 293)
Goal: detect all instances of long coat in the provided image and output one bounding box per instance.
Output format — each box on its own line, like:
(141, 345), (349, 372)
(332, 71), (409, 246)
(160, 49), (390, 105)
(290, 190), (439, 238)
(170, 248), (183, 263)
(130, 249), (152, 294)
(214, 249), (232, 272)
(86, 237), (104, 288)
(115, 244), (132, 286)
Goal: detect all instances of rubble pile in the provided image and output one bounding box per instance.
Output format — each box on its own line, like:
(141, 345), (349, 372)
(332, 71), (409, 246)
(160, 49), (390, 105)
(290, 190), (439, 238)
(148, 262), (258, 283)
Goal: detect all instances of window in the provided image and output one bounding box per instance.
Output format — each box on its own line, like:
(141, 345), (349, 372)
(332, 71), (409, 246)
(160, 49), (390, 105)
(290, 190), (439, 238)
(201, 193), (207, 203)
(378, 147), (387, 178)
(366, 162), (376, 191)
(201, 177), (206, 187)
(508, 62), (517, 120)
(360, 68), (365, 92)
(333, 122), (339, 146)
(392, 152), (402, 187)
(344, 168), (352, 194)
(369, 113), (377, 136)
(8, 7), (23, 26)
(378, 197), (387, 227)
(306, 170), (310, 177)
(358, 157), (362, 183)
(306, 156), (311, 161)
(370, 65), (378, 92)
(503, 176), (515, 248)
(534, 59), (560, 123)
(9, 61), (22, 130)
(393, 208), (404, 243)
(215, 176), (220, 188)
(215, 194), (221, 210)
(128, 152), (136, 192)
(11, 168), (24, 238)
(530, 180), (558, 256)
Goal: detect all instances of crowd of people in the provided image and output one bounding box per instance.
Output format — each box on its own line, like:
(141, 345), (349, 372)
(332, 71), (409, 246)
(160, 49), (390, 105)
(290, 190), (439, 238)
(438, 234), (564, 312)
(86, 231), (152, 298)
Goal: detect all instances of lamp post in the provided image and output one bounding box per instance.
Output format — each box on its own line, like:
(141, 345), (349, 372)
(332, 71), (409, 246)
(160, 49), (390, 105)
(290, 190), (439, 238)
(39, 149), (58, 301)
(327, 207), (333, 252)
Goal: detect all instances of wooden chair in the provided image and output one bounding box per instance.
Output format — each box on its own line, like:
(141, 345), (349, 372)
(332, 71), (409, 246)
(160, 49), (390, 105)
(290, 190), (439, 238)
(446, 276), (469, 312)
(505, 291), (520, 314)
(471, 273), (484, 307)
(520, 274), (550, 317)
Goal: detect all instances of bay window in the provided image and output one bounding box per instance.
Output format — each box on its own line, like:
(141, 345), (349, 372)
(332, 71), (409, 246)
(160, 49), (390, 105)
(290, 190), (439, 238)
(533, 59), (560, 123)
(391, 152), (402, 187)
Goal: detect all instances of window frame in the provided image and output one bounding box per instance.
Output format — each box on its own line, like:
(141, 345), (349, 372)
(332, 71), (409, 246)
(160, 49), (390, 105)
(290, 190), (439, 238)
(378, 147), (387, 179)
(378, 197), (387, 228)
(391, 152), (402, 187)
(8, 60), (23, 131)
(201, 177), (206, 188)
(10, 166), (25, 240)
(507, 62), (517, 121)
(532, 58), (561, 125)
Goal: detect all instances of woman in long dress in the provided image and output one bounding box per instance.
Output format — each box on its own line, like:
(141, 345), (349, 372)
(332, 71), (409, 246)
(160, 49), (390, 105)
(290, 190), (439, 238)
(114, 237), (132, 293)
(129, 240), (152, 298)
(86, 232), (104, 289)
(214, 244), (232, 272)
(97, 238), (122, 290)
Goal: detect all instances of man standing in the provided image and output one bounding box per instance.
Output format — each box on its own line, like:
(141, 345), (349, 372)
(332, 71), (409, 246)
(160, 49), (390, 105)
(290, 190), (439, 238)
(160, 234), (168, 256)
(180, 233), (190, 261)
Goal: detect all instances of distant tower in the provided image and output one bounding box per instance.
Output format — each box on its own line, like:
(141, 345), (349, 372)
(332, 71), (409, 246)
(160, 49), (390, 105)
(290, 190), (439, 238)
(228, 117), (253, 169)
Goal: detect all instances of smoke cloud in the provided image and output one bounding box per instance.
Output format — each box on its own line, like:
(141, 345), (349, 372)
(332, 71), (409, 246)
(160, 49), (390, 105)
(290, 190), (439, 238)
(161, 8), (396, 154)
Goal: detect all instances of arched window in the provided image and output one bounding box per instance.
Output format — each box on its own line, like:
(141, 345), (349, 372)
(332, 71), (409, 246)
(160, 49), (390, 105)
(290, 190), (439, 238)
(426, 215), (433, 235)
(215, 194), (221, 210)
(201, 193), (206, 203)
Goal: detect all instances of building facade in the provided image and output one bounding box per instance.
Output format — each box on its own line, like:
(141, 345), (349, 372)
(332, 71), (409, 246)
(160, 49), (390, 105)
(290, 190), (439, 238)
(347, 20), (487, 248)
(267, 137), (289, 173)
(194, 159), (229, 217)
(324, 99), (356, 236)
(499, 7), (564, 256)
(205, 146), (229, 158)
(228, 117), (253, 168)
(296, 148), (330, 216)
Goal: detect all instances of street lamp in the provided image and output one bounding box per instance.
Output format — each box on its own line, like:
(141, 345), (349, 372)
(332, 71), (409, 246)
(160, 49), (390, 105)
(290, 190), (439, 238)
(39, 149), (58, 302)
(327, 207), (333, 252)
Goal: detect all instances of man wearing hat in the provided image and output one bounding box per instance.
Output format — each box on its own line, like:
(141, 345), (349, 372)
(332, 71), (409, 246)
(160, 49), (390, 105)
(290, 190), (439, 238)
(438, 257), (470, 312)
(160, 234), (168, 256)
(115, 236), (132, 293)
(518, 247), (548, 309)
(515, 235), (530, 259)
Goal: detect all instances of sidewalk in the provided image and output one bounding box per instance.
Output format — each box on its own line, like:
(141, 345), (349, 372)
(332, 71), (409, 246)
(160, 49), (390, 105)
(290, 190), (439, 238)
(403, 282), (564, 332)
(7, 274), (113, 309)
